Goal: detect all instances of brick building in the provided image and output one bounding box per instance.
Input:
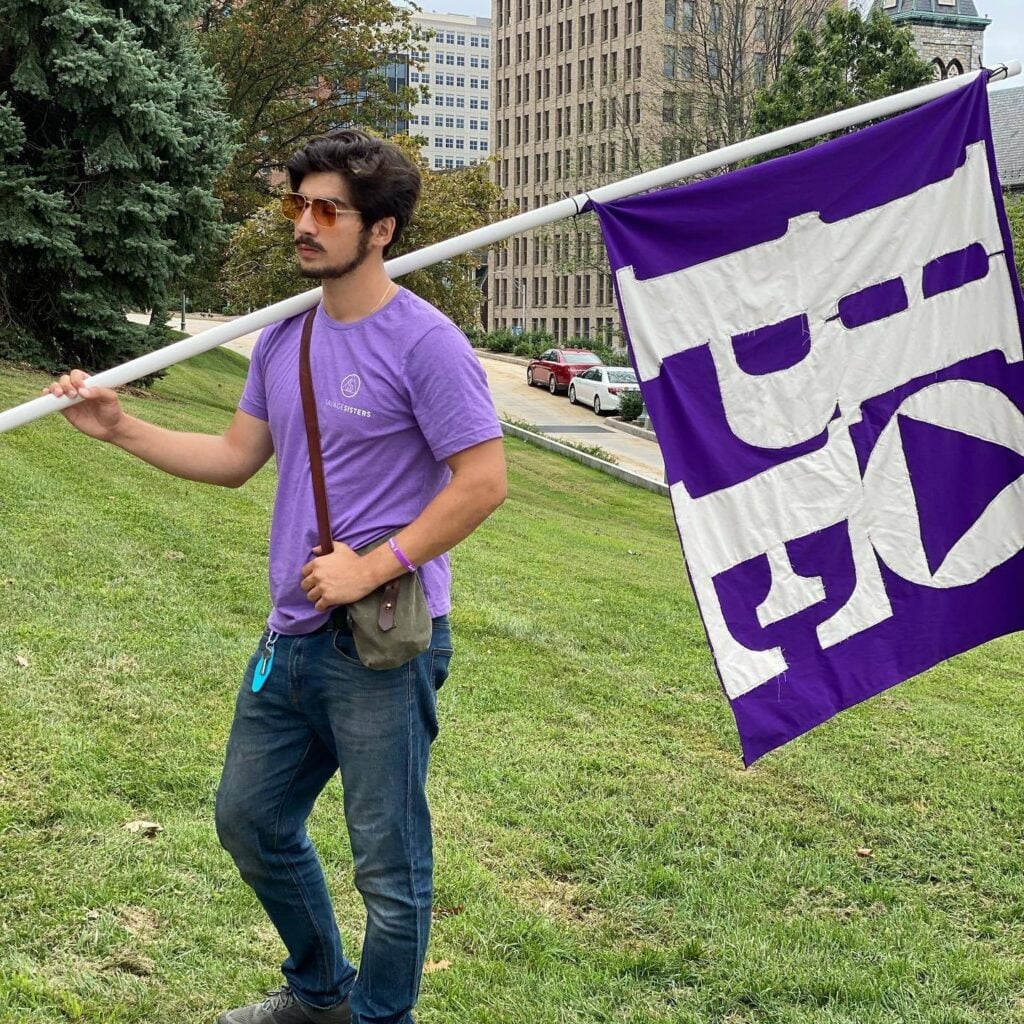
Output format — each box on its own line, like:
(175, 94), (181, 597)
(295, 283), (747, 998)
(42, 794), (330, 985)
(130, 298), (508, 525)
(486, 0), (827, 343)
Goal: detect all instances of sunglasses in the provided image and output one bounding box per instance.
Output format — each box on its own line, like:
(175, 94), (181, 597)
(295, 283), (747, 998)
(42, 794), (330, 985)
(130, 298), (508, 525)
(280, 192), (361, 228)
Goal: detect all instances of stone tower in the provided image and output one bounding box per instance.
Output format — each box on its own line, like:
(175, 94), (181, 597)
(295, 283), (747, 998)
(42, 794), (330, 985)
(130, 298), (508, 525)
(878, 0), (990, 78)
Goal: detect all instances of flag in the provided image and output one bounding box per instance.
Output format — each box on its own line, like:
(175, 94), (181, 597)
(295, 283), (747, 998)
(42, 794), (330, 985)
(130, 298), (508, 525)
(590, 75), (1024, 764)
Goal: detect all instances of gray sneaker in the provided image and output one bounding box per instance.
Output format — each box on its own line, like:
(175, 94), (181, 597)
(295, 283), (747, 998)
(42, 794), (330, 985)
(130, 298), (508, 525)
(216, 986), (351, 1024)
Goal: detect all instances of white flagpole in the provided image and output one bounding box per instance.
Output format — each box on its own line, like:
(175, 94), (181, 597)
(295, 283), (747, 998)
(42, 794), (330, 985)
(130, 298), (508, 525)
(0, 61), (1019, 434)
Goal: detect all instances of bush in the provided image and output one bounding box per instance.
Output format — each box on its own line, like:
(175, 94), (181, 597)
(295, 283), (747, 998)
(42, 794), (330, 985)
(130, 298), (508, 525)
(617, 389), (645, 422)
(475, 329), (627, 366)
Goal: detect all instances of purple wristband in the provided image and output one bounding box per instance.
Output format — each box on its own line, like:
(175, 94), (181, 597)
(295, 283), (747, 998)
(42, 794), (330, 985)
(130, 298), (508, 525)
(388, 536), (417, 573)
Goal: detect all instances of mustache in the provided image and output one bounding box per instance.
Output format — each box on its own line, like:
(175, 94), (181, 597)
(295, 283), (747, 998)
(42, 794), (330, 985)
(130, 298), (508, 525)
(295, 235), (325, 252)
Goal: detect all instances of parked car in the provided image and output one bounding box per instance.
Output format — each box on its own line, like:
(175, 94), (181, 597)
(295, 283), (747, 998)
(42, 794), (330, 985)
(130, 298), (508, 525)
(526, 348), (603, 394)
(568, 365), (639, 415)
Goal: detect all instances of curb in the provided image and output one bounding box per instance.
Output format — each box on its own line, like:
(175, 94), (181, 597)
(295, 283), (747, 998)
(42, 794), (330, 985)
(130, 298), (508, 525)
(499, 421), (669, 497)
(602, 417), (657, 442)
(474, 349), (529, 367)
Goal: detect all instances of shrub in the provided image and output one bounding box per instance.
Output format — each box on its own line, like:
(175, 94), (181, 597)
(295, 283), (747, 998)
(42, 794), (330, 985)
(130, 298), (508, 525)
(617, 389), (645, 422)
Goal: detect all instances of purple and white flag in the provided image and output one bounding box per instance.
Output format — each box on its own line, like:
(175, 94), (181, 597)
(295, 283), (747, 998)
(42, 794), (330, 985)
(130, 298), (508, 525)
(591, 75), (1024, 764)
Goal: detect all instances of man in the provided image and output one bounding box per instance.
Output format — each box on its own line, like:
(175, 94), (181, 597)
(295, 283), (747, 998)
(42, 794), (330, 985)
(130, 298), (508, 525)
(45, 130), (507, 1024)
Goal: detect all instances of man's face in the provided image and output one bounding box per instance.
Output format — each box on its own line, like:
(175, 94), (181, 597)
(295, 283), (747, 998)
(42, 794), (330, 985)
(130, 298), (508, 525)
(292, 171), (372, 280)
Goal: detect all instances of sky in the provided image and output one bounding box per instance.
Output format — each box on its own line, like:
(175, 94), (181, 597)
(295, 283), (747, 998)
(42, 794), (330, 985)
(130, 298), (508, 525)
(418, 0), (1024, 85)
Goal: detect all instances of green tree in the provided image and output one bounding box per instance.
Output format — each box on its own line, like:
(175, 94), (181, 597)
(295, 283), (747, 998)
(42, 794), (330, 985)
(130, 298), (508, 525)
(1004, 192), (1024, 284)
(197, 0), (423, 221)
(749, 4), (934, 147)
(221, 141), (505, 332)
(0, 0), (234, 371)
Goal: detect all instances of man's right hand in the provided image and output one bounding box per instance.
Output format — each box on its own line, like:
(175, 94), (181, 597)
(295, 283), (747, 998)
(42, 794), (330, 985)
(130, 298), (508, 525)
(44, 369), (126, 442)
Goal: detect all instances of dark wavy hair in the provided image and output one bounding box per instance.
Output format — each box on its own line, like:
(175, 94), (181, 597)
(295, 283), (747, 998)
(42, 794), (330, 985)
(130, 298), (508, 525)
(286, 130), (421, 256)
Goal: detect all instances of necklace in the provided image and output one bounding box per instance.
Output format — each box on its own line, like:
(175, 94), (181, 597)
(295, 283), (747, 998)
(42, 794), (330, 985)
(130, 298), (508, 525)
(370, 282), (396, 314)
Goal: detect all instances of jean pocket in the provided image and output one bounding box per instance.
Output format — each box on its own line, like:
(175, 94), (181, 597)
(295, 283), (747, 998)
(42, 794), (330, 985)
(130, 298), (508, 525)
(430, 646), (454, 691)
(331, 626), (365, 667)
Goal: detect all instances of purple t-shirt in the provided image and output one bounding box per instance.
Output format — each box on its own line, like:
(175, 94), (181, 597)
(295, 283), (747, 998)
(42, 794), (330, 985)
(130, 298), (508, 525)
(239, 288), (503, 635)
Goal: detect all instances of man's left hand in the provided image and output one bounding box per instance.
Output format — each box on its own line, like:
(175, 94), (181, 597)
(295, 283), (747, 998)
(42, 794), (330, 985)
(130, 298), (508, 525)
(301, 543), (378, 611)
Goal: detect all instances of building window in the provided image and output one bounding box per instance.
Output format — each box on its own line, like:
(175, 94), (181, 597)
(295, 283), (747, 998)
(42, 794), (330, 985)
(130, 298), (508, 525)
(680, 46), (694, 80)
(753, 52), (766, 86)
(663, 45), (676, 78)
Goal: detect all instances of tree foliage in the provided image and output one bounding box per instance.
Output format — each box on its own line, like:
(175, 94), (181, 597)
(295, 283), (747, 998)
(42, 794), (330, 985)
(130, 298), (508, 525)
(750, 4), (934, 144)
(1004, 192), (1024, 284)
(222, 138), (506, 332)
(0, 0), (234, 371)
(196, 0), (423, 221)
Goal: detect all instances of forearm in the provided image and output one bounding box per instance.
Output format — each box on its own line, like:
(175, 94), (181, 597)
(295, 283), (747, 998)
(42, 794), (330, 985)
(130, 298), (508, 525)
(396, 477), (506, 569)
(362, 468), (506, 586)
(301, 440), (507, 609)
(110, 414), (254, 487)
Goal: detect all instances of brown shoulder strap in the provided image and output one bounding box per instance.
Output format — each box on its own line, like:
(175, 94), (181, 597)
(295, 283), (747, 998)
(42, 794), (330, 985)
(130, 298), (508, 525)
(298, 308), (334, 556)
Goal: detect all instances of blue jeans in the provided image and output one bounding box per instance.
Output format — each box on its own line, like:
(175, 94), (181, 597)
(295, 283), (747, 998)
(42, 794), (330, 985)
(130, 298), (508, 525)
(215, 615), (453, 1024)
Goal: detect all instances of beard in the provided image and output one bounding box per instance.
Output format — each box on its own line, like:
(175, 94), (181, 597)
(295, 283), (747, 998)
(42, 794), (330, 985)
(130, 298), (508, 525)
(297, 227), (371, 280)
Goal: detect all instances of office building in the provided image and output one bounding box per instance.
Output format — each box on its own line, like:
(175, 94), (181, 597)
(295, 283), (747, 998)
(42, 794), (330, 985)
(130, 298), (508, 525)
(408, 11), (494, 170)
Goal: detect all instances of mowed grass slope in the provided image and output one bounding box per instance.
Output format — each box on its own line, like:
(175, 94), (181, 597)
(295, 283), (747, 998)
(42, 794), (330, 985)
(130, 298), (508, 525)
(0, 352), (1022, 1024)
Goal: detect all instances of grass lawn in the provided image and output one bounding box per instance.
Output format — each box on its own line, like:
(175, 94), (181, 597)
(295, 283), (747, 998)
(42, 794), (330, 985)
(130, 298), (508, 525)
(0, 351), (1022, 1024)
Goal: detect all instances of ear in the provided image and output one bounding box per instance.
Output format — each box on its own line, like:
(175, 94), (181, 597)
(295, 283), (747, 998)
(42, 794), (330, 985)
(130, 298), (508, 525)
(371, 216), (396, 250)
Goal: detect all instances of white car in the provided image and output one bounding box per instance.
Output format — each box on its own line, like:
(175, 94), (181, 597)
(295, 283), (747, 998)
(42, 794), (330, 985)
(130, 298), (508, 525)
(567, 365), (639, 415)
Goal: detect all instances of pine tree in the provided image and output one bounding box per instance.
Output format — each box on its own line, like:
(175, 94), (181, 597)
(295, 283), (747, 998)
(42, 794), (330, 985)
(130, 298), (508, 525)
(0, 0), (235, 371)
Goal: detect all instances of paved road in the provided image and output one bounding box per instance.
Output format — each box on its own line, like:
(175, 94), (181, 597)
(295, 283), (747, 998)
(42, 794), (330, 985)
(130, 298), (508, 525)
(476, 354), (665, 482)
(133, 313), (666, 484)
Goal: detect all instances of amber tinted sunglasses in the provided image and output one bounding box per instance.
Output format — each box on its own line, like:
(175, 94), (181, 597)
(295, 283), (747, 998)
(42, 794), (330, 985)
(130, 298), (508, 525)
(280, 192), (360, 228)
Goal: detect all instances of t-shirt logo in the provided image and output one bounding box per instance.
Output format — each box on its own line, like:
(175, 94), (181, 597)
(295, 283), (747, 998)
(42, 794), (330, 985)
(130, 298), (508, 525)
(340, 374), (361, 399)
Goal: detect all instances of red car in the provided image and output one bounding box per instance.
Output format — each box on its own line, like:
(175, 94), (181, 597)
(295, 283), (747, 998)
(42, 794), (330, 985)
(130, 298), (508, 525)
(526, 348), (603, 394)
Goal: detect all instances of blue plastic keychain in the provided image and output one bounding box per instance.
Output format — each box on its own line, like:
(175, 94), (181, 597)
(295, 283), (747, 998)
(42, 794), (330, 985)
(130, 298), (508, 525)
(252, 631), (279, 692)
